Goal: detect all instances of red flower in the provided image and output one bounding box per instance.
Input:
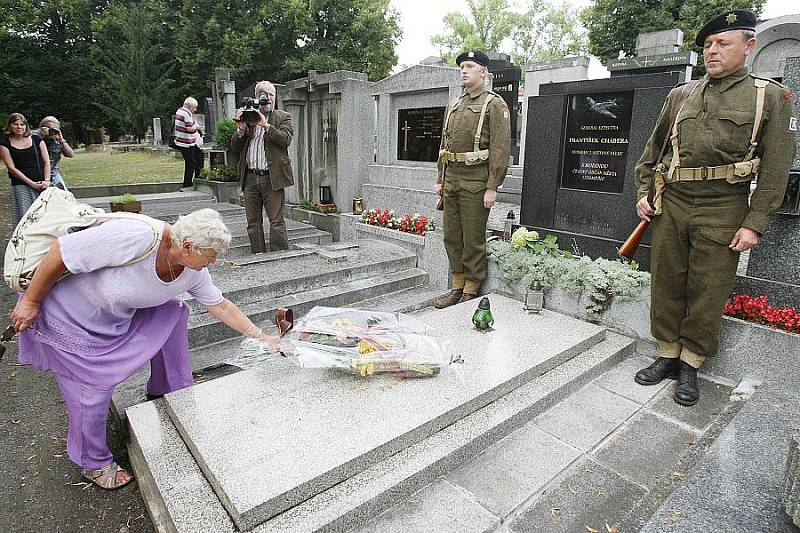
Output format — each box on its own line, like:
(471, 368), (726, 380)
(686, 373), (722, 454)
(724, 294), (800, 334)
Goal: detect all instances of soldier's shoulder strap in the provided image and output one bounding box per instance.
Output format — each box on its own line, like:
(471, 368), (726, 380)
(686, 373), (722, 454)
(442, 96), (462, 132)
(472, 91), (499, 150)
(745, 75), (773, 161)
(750, 73), (789, 91)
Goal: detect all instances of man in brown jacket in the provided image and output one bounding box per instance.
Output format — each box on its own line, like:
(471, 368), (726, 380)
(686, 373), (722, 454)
(633, 10), (796, 406)
(231, 80), (294, 252)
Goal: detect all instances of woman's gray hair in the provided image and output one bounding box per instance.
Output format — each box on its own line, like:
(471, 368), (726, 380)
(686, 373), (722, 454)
(183, 97), (198, 108)
(39, 116), (59, 128)
(171, 209), (232, 252)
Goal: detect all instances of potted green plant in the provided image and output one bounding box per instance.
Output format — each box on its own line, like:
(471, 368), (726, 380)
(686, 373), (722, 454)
(211, 118), (237, 166)
(110, 193), (142, 213)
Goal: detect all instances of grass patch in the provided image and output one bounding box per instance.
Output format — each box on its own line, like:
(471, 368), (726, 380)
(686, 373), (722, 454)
(59, 151), (184, 186)
(1, 151), (185, 239)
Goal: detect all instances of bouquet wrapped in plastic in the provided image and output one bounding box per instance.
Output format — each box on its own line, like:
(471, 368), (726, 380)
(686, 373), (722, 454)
(281, 306), (449, 378)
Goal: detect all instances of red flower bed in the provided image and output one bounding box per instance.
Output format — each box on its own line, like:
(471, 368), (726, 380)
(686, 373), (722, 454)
(723, 294), (800, 334)
(361, 208), (435, 235)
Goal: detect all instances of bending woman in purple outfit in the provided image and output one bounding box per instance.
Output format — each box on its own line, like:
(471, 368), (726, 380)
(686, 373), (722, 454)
(10, 208), (277, 490)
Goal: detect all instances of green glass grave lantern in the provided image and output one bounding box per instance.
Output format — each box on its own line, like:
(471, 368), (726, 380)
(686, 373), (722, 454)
(472, 297), (495, 331)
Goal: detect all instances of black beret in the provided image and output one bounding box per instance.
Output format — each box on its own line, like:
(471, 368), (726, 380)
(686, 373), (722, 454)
(455, 50), (490, 68)
(695, 9), (756, 46)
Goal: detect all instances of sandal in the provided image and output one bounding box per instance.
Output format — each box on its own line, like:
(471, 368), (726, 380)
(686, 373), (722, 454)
(81, 461), (134, 490)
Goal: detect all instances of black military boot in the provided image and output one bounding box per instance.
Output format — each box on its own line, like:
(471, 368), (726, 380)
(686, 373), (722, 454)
(674, 360), (699, 406)
(634, 356), (680, 385)
(434, 289), (463, 309)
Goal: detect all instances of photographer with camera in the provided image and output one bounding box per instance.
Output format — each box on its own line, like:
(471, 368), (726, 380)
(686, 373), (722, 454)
(173, 97), (204, 189)
(36, 116), (74, 191)
(231, 80), (294, 252)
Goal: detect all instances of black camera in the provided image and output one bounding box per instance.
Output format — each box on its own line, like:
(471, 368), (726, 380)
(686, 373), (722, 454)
(41, 126), (60, 138)
(239, 95), (270, 124)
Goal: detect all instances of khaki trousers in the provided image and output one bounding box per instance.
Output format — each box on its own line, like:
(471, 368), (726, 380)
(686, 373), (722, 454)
(650, 187), (748, 361)
(442, 175), (490, 291)
(243, 171), (288, 253)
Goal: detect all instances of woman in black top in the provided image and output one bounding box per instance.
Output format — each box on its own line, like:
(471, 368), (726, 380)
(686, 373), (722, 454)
(0, 113), (51, 225)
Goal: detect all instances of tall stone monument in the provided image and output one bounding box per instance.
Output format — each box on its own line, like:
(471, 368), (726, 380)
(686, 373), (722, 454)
(749, 14), (800, 81)
(363, 64), (462, 222)
(281, 70), (374, 207)
(211, 67), (237, 126)
(520, 30), (696, 268)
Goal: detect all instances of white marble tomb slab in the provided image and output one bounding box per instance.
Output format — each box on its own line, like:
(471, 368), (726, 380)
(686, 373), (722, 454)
(164, 294), (605, 530)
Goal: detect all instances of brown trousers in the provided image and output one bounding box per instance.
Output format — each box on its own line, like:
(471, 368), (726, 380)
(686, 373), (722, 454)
(650, 187), (748, 359)
(243, 171), (288, 253)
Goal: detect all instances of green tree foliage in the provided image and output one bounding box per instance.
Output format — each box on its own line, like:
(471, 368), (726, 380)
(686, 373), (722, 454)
(511, 0), (586, 67)
(0, 0), (103, 138)
(281, 0), (401, 81)
(93, 1), (181, 138)
(432, 0), (585, 66)
(582, 0), (766, 64)
(431, 0), (518, 63)
(0, 0), (401, 141)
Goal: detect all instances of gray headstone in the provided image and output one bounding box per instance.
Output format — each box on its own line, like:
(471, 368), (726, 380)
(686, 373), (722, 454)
(206, 97), (217, 141)
(282, 70), (374, 207)
(361, 65), (462, 222)
(153, 117), (162, 145)
(635, 29), (683, 56)
(750, 15), (800, 80)
(783, 56), (800, 170)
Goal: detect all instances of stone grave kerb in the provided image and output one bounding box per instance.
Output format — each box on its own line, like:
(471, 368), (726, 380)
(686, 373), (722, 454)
(370, 64), (462, 167)
(280, 70), (374, 208)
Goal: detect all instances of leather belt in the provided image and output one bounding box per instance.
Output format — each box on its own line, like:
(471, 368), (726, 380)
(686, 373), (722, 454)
(248, 168), (269, 176)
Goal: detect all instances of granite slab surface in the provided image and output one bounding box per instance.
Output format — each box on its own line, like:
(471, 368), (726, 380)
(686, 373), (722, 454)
(640, 381), (800, 533)
(163, 295), (605, 529)
(353, 478), (500, 533)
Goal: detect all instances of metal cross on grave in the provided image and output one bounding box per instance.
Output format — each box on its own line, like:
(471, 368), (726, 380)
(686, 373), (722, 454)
(401, 120), (412, 155)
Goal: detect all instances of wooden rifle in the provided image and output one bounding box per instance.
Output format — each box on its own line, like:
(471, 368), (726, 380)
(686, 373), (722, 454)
(617, 81), (698, 261)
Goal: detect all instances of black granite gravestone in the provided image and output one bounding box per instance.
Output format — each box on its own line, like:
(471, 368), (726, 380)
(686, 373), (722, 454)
(520, 72), (684, 268)
(396, 107), (444, 162)
(492, 66), (521, 162)
(562, 90), (634, 193)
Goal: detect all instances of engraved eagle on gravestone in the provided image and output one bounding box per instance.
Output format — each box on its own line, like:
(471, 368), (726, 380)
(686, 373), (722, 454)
(585, 97), (620, 119)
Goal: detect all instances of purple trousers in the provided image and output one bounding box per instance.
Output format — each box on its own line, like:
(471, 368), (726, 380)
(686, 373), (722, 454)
(20, 299), (194, 470)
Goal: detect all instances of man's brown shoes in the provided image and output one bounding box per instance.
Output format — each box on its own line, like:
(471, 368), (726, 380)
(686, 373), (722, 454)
(434, 289), (463, 309)
(457, 293), (477, 304)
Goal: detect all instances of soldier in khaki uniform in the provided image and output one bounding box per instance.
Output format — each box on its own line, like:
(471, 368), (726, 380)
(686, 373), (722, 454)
(633, 10), (797, 405)
(434, 50), (511, 308)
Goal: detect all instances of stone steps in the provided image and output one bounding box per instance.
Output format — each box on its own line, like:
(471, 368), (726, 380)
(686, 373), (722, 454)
(186, 267), (430, 348)
(222, 228), (333, 257)
(354, 355), (742, 533)
(193, 241), (416, 314)
(125, 314), (630, 533)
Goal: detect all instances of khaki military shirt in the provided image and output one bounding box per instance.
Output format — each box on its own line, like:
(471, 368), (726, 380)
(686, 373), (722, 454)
(437, 87), (511, 191)
(635, 66), (796, 233)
